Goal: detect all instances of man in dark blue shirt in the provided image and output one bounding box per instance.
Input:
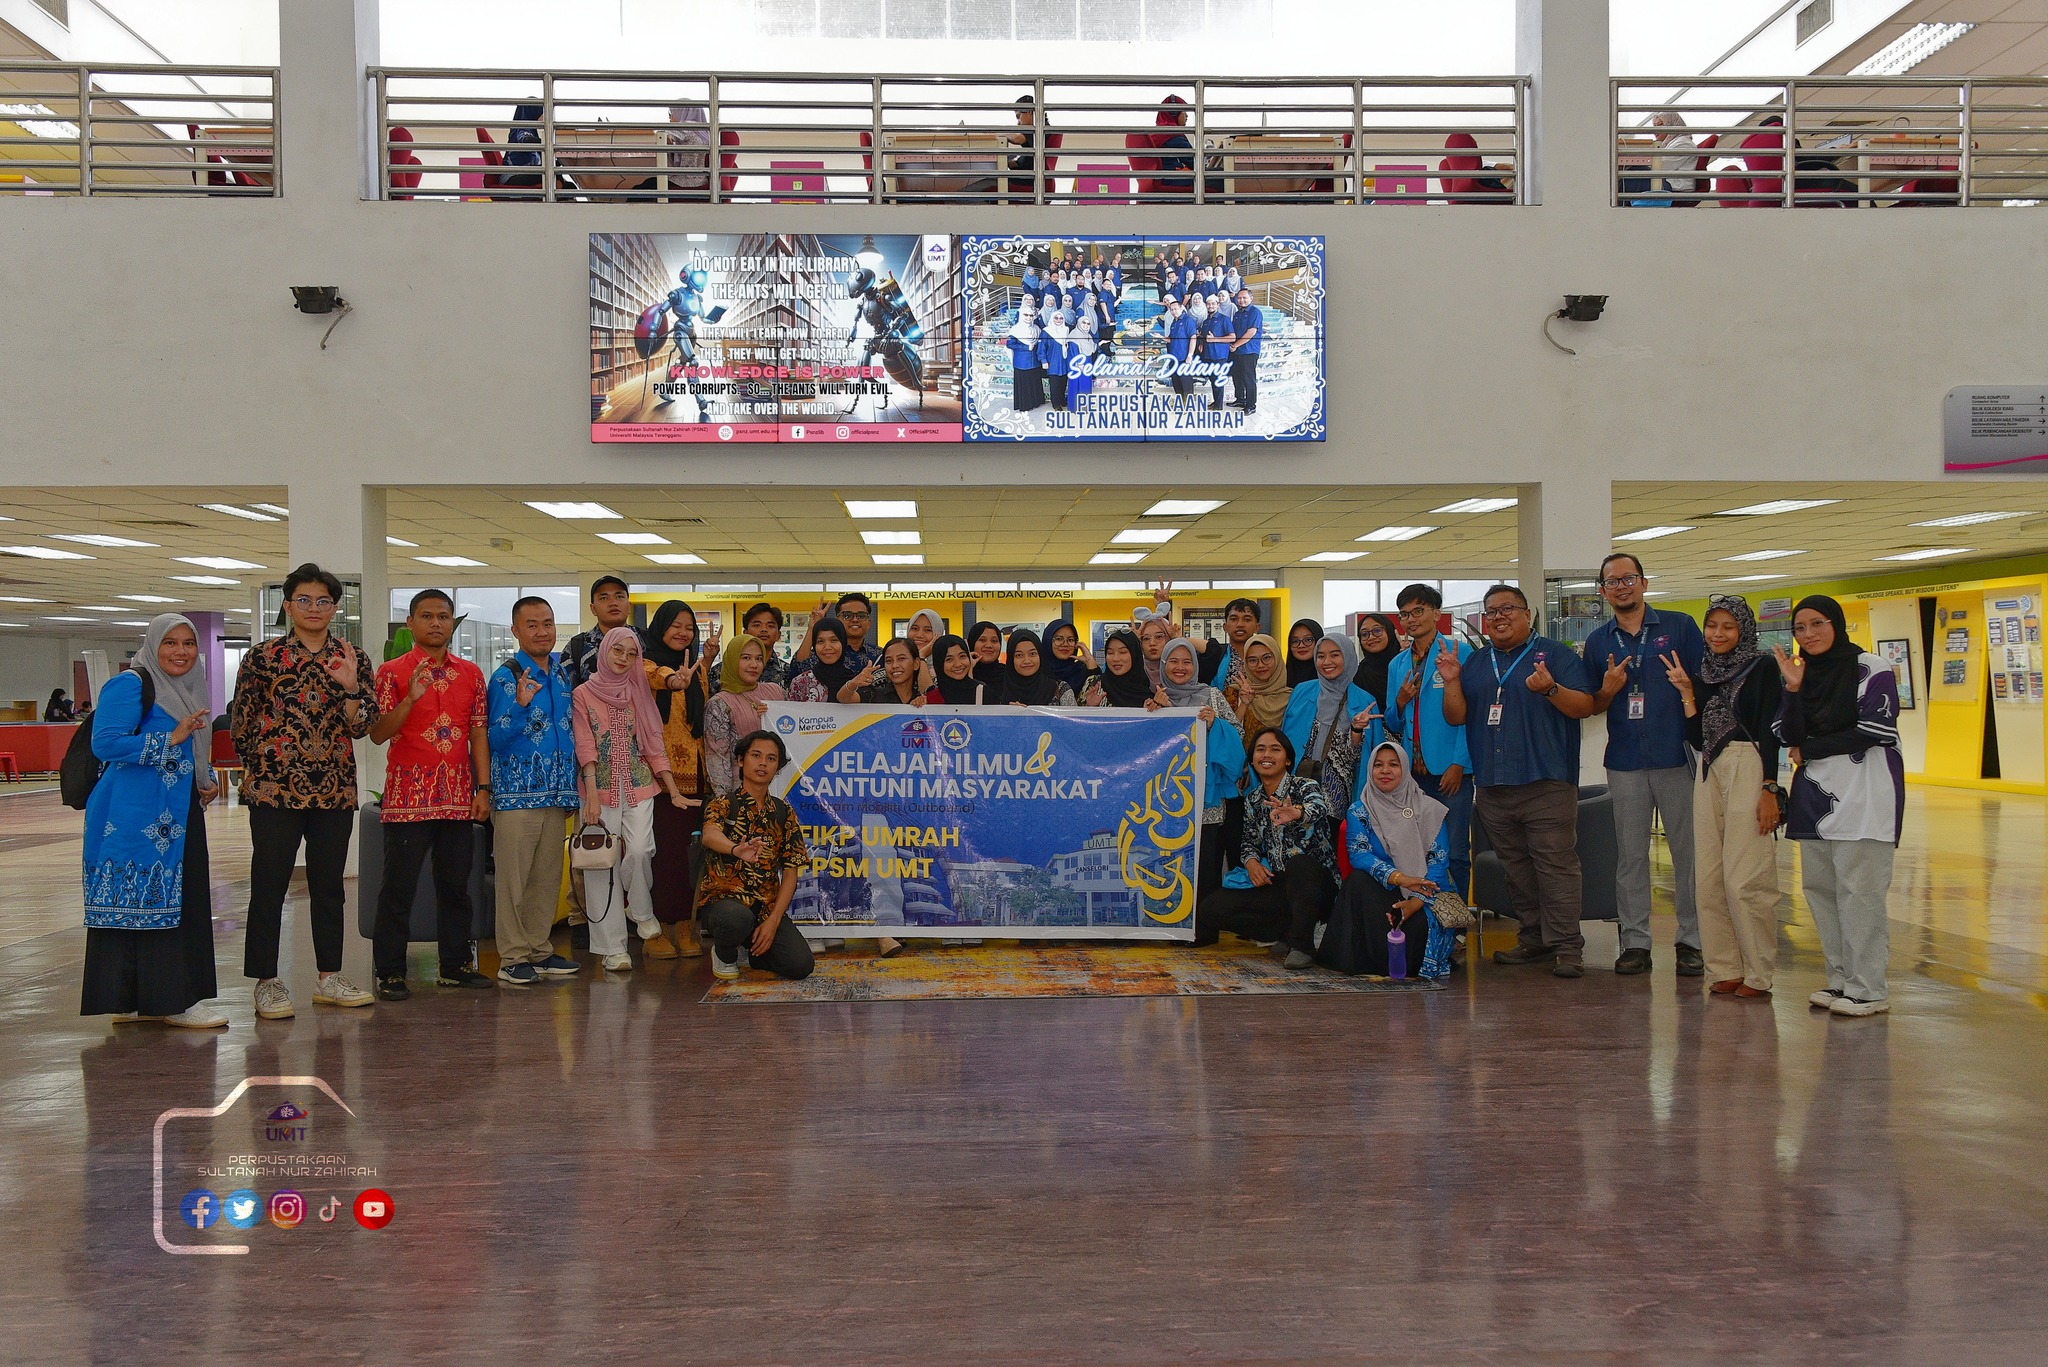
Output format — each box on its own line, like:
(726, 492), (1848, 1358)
(1583, 553), (1708, 978)
(1442, 583), (1598, 976)
(1229, 288), (1262, 414)
(1159, 298), (1200, 400)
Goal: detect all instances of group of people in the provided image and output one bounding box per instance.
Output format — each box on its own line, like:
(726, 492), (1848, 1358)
(75, 556), (1905, 1026)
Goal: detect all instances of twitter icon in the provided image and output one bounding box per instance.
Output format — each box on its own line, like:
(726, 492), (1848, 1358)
(223, 1188), (262, 1230)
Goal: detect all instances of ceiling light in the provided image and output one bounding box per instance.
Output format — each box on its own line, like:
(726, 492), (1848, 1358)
(526, 501), (620, 519)
(1615, 525), (1694, 541)
(386, 536), (419, 547)
(1724, 574), (1787, 582)
(224, 608), (251, 615)
(598, 532), (670, 545)
(957, 581), (1020, 591)
(250, 503), (290, 517)
(415, 555), (486, 567)
(1355, 526), (1435, 542)
(1304, 551), (1369, 562)
(1715, 499), (1837, 516)
(116, 594), (179, 603)
(171, 575), (240, 586)
(1431, 497), (1518, 514)
(860, 530), (922, 546)
(1142, 498), (1227, 517)
(51, 533), (158, 548)
(176, 556), (264, 571)
(644, 553), (707, 566)
(0, 622), (22, 628)
(1089, 552), (1147, 565)
(1112, 528), (1180, 545)
(80, 606), (128, 613)
(1085, 580), (1147, 591)
(43, 615), (93, 623)
(872, 554), (925, 566)
(845, 499), (918, 519)
(198, 503), (281, 522)
(1720, 550), (1807, 562)
(1, 545), (94, 560)
(1911, 511), (2033, 528)
(1850, 21), (1974, 77)
(0, 595), (51, 603)
(0, 101), (79, 139)
(111, 619), (152, 626)
(1875, 547), (1974, 562)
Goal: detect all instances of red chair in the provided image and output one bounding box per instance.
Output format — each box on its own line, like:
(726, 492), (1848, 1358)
(189, 123), (254, 191)
(1733, 119), (1785, 207)
(1124, 130), (1163, 198)
(209, 729), (242, 804)
(473, 126), (510, 197)
(1892, 175), (1959, 206)
(386, 125), (422, 199)
(719, 127), (739, 197)
(1439, 132), (1484, 200)
(0, 752), (19, 782)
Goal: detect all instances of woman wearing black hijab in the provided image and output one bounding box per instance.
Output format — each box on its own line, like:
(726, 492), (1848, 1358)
(1352, 612), (1401, 713)
(1089, 629), (1153, 708)
(1285, 617), (1322, 687)
(641, 599), (711, 952)
(995, 629), (1073, 706)
(1043, 620), (1093, 696)
(926, 635), (985, 705)
(1770, 594), (1904, 1019)
(788, 617), (861, 703)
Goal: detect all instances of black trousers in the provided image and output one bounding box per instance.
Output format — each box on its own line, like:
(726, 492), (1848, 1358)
(243, 804), (354, 979)
(703, 897), (815, 981)
(1048, 372), (1069, 409)
(1230, 353), (1259, 412)
(1193, 853), (1337, 953)
(372, 818), (477, 978)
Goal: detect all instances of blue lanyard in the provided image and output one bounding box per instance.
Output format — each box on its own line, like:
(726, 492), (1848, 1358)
(1614, 620), (1651, 692)
(1489, 642), (1535, 702)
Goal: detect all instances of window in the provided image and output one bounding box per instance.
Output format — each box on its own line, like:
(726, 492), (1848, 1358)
(1795, 0), (1832, 47)
(32, 0), (68, 25)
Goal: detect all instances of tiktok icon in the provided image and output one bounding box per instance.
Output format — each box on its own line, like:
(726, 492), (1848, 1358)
(317, 1195), (343, 1223)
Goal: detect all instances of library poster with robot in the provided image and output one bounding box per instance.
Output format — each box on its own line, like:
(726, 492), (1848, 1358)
(590, 233), (964, 443)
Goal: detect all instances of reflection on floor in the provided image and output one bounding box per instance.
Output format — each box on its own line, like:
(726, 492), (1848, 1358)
(2, 785), (2046, 1361)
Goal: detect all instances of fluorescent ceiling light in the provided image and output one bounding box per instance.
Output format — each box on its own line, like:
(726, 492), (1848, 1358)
(112, 620), (152, 627)
(1089, 552), (1148, 565)
(1084, 580), (1147, 591)
(386, 536), (419, 547)
(1724, 574), (1787, 582)
(1112, 528), (1180, 545)
(1875, 547), (1974, 562)
(116, 594), (179, 603)
(43, 615), (93, 623)
(1211, 579), (1278, 589)
(644, 553), (707, 566)
(1142, 499), (1227, 517)
(1431, 497), (1518, 514)
(1716, 500), (1837, 516)
(956, 581), (1020, 591)
(198, 503), (281, 522)
(1355, 526), (1435, 543)
(526, 501), (620, 519)
(51, 533), (158, 548)
(872, 553), (925, 565)
(249, 503), (290, 517)
(860, 530), (922, 546)
(0, 545), (93, 560)
(224, 608), (250, 615)
(0, 622), (22, 627)
(176, 556), (263, 571)
(1911, 511), (2033, 528)
(1850, 22), (1974, 77)
(1304, 551), (1369, 562)
(416, 555), (486, 567)
(171, 575), (240, 586)
(80, 606), (128, 613)
(598, 532), (670, 545)
(1615, 525), (1694, 542)
(1720, 550), (1806, 562)
(845, 500), (918, 519)
(0, 102), (79, 138)
(0, 595), (51, 603)
(890, 582), (951, 593)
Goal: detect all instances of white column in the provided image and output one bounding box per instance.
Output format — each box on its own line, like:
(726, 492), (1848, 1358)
(1281, 567), (1325, 628)
(279, 0), (381, 204)
(1519, 479), (1613, 783)
(1517, 0), (1610, 208)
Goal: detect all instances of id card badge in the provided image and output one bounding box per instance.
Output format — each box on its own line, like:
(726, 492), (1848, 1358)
(1487, 702), (1504, 727)
(1627, 691), (1645, 721)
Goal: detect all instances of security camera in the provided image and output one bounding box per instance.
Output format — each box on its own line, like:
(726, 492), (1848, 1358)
(1559, 294), (1607, 322)
(290, 286), (346, 315)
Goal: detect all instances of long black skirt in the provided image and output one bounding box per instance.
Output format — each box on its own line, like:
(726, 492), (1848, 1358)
(80, 792), (218, 1016)
(1318, 870), (1428, 977)
(1012, 366), (1046, 411)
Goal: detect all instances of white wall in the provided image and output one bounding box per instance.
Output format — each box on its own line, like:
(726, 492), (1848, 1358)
(0, 634), (115, 707)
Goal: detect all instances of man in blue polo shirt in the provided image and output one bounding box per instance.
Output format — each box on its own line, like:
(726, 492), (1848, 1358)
(1441, 583), (1599, 977)
(1228, 287), (1262, 414)
(1159, 297), (1200, 401)
(1583, 552), (1707, 978)
(1388, 583), (1475, 897)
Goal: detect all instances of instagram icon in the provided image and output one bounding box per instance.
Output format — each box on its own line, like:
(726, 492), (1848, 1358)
(269, 1190), (306, 1229)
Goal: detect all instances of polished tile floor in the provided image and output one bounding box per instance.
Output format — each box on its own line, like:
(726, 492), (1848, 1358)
(3, 786), (2047, 1364)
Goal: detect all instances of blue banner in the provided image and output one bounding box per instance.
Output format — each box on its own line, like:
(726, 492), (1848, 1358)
(767, 703), (1208, 940)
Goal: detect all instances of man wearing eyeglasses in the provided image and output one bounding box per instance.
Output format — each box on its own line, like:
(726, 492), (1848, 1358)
(793, 593), (880, 677)
(1582, 553), (1706, 978)
(1387, 583), (1475, 898)
(1441, 583), (1599, 977)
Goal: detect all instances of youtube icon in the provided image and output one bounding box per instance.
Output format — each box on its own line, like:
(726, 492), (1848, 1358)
(353, 1189), (395, 1230)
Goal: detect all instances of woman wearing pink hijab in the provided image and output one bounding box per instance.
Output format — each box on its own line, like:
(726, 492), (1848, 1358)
(573, 626), (692, 972)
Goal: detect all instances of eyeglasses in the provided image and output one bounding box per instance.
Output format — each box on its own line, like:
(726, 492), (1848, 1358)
(1480, 605), (1527, 620)
(1600, 575), (1642, 589)
(289, 596), (337, 611)
(1396, 604), (1434, 618)
(838, 609), (870, 621)
(1791, 618), (1832, 635)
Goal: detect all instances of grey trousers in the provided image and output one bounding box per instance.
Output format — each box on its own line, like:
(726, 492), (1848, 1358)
(1474, 780), (1585, 961)
(1607, 764), (1699, 953)
(1800, 838), (1894, 1003)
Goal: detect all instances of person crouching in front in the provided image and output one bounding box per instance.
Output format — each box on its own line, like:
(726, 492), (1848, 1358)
(698, 731), (815, 982)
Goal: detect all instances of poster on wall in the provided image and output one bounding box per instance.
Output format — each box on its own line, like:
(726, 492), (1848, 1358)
(1943, 386), (2048, 473)
(959, 235), (1326, 442)
(1877, 638), (1916, 710)
(590, 232), (963, 442)
(1943, 659), (1968, 686)
(766, 704), (1207, 940)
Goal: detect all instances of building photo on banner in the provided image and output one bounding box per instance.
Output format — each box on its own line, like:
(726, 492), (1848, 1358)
(768, 703), (1207, 939)
(590, 232), (964, 443)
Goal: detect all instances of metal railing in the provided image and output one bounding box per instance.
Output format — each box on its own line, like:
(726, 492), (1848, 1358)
(0, 61), (278, 196)
(1614, 76), (2048, 207)
(370, 68), (1526, 206)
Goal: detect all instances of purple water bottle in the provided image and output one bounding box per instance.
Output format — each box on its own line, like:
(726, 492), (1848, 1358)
(1387, 925), (1408, 980)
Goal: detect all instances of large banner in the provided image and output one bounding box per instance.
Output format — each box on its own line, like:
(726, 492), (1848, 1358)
(960, 235), (1326, 442)
(591, 232), (963, 442)
(767, 703), (1207, 940)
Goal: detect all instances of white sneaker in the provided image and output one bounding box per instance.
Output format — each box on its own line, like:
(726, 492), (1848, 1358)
(602, 953), (632, 972)
(1829, 996), (1890, 1018)
(1808, 988), (1844, 1010)
(254, 978), (295, 1020)
(711, 947), (740, 980)
(165, 1005), (230, 1030)
(313, 972), (373, 1008)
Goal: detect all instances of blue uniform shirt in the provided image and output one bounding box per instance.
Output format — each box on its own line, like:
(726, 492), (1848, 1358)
(1166, 312), (1198, 361)
(1387, 636), (1474, 777)
(1201, 318), (1233, 362)
(1459, 634), (1591, 788)
(1005, 333), (1040, 371)
(1581, 607), (1705, 772)
(1235, 305), (1263, 355)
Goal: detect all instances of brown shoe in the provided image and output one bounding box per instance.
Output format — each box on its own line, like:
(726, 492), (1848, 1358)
(1710, 979), (1741, 995)
(672, 924), (705, 957)
(642, 931), (680, 960)
(1734, 984), (1771, 999)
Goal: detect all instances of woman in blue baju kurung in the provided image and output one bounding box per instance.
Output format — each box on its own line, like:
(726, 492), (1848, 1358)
(1281, 631), (1384, 812)
(80, 614), (224, 1027)
(1323, 740), (1455, 978)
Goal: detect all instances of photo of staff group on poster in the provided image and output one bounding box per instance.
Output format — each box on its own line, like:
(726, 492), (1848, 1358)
(590, 232), (964, 443)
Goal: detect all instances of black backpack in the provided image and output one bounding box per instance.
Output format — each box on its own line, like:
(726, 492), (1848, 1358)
(60, 671), (155, 810)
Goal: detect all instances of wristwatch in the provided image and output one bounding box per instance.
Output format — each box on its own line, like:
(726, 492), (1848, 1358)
(1544, 683), (1561, 698)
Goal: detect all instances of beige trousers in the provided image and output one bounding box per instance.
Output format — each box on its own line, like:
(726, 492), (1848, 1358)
(1693, 742), (1781, 990)
(492, 807), (570, 967)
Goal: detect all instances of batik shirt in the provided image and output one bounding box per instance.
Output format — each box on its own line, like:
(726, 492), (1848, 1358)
(693, 790), (808, 919)
(1238, 773), (1338, 883)
(487, 651), (579, 810)
(230, 634), (380, 809)
(375, 648), (487, 822)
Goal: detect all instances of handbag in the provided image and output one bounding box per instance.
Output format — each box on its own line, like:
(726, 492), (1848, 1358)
(570, 820), (620, 871)
(1430, 888), (1474, 931)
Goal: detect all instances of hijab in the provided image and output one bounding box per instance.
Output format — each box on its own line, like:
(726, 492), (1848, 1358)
(1285, 617), (1322, 686)
(1042, 621), (1090, 692)
(1009, 296), (1041, 346)
(999, 628), (1061, 706)
(1159, 638), (1209, 707)
(582, 626), (668, 763)
(716, 634), (785, 731)
(1352, 612), (1401, 711)
(968, 621), (1007, 689)
(907, 609), (945, 653)
(1791, 594), (1863, 738)
(1313, 633), (1361, 750)
(1239, 632), (1292, 731)
(799, 617), (859, 700)
(136, 612), (209, 722)
(641, 599), (705, 730)
(1100, 629), (1152, 708)
(1697, 595), (1764, 768)
(929, 635), (981, 705)
(1357, 740), (1447, 881)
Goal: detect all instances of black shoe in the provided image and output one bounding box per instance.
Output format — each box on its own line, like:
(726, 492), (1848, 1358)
(438, 965), (494, 989)
(1552, 960), (1585, 978)
(1614, 948), (1652, 975)
(1674, 946), (1707, 977)
(1492, 944), (1557, 966)
(375, 976), (410, 1001)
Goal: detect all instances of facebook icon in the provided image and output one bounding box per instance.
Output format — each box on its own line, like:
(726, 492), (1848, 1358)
(179, 1189), (219, 1230)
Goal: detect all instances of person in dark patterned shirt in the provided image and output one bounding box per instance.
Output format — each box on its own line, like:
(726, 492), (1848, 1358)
(696, 730), (813, 981)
